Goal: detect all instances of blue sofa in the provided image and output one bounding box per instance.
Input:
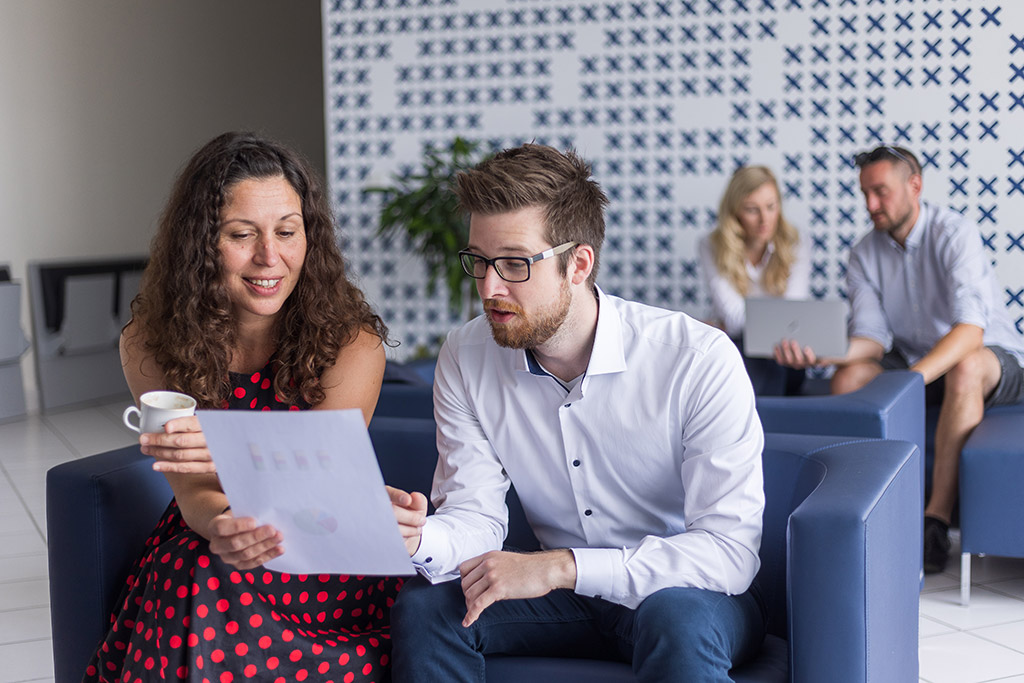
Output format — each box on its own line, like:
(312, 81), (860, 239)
(47, 417), (919, 682)
(958, 401), (1024, 603)
(380, 366), (926, 451)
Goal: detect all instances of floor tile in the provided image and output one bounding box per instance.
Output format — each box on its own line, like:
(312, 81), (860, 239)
(0, 606), (50, 645)
(987, 578), (1024, 602)
(0, 531), (46, 558)
(918, 631), (1024, 683)
(0, 418), (75, 464)
(966, 555), (1024, 586)
(0, 512), (38, 537)
(0, 638), (53, 682)
(923, 569), (962, 594)
(920, 586), (1024, 630)
(96, 396), (134, 427)
(919, 614), (957, 639)
(0, 579), (48, 611)
(972, 619), (1024, 657)
(0, 554), (47, 583)
(41, 407), (136, 458)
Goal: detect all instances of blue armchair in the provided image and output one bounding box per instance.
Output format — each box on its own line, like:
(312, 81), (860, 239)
(48, 418), (920, 682)
(756, 370), (926, 462)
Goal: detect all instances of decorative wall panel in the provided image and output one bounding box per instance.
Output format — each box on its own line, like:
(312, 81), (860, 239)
(324, 0), (1024, 357)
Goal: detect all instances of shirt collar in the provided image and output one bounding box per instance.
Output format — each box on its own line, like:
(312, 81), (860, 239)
(585, 286), (627, 376)
(513, 286), (627, 377)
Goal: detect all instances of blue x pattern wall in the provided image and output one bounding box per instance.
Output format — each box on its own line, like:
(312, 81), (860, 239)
(323, 0), (1024, 356)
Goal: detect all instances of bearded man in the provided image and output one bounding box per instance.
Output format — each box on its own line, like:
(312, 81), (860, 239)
(387, 144), (768, 682)
(776, 145), (1024, 574)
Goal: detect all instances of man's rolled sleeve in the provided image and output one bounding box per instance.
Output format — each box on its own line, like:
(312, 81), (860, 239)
(944, 220), (992, 329)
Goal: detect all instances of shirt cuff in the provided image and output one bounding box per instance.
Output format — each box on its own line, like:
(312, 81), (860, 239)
(571, 547), (621, 602)
(410, 518), (460, 584)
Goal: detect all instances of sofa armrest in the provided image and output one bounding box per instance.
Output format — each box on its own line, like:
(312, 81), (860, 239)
(757, 371), (924, 455)
(775, 435), (920, 683)
(46, 446), (171, 683)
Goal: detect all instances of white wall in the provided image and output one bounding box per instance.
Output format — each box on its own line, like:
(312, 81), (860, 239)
(0, 1), (324, 411)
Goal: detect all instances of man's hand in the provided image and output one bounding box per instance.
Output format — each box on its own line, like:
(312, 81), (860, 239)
(773, 339), (821, 369)
(207, 511), (284, 570)
(387, 485), (428, 555)
(459, 549), (577, 627)
(140, 415), (216, 474)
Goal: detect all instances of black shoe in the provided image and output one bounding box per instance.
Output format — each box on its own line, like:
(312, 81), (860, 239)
(923, 516), (951, 574)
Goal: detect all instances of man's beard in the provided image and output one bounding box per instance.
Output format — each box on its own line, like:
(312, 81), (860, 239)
(484, 279), (571, 350)
(872, 204), (914, 237)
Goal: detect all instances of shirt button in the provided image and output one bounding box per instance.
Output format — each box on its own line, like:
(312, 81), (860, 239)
(564, 403), (571, 408)
(424, 557), (433, 563)
(572, 459), (581, 467)
(584, 509), (593, 516)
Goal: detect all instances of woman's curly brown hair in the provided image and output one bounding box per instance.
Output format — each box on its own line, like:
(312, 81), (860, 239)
(130, 131), (388, 408)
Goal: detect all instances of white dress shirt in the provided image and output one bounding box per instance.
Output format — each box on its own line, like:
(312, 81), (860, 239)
(848, 201), (1024, 364)
(411, 288), (765, 609)
(699, 235), (812, 339)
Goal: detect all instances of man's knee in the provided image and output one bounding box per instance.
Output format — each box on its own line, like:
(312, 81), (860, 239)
(945, 348), (999, 398)
(634, 588), (727, 646)
(831, 362), (881, 395)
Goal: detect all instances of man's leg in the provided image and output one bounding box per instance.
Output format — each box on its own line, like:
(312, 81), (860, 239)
(923, 347), (1003, 572)
(624, 587), (766, 683)
(391, 576), (618, 683)
(926, 348), (1002, 523)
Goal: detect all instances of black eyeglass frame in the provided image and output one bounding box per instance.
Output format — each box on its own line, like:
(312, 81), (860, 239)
(853, 145), (919, 174)
(457, 241), (579, 283)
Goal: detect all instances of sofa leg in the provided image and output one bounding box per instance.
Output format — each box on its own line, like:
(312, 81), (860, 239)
(960, 553), (972, 606)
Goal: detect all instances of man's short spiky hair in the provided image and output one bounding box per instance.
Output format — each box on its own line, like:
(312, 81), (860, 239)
(455, 143), (608, 286)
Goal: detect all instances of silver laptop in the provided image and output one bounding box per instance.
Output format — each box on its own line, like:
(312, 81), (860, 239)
(743, 298), (848, 359)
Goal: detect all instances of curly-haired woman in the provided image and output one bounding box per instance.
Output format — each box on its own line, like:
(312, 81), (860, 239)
(85, 132), (401, 682)
(699, 165), (810, 395)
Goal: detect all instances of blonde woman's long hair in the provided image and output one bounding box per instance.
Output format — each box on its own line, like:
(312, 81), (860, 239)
(710, 165), (799, 297)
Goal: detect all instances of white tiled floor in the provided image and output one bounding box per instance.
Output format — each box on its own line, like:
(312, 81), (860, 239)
(0, 395), (136, 683)
(2, 398), (1024, 682)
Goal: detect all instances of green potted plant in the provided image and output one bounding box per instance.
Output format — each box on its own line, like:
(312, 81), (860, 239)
(364, 137), (487, 320)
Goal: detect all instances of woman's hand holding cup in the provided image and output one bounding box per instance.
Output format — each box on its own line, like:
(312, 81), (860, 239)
(123, 391), (215, 474)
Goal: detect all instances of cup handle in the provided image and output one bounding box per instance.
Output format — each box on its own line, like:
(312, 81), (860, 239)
(123, 406), (142, 433)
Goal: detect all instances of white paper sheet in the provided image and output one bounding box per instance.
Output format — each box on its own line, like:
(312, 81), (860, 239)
(197, 409), (415, 576)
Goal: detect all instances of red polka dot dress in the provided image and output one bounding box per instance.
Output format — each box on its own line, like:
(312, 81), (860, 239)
(85, 361), (403, 683)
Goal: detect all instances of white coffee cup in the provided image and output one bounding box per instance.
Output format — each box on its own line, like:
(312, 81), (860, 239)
(123, 391), (197, 434)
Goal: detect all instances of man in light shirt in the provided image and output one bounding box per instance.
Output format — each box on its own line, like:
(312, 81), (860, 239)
(776, 145), (1024, 574)
(388, 144), (767, 682)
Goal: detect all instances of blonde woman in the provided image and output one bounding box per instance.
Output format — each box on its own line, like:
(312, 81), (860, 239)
(700, 165), (810, 394)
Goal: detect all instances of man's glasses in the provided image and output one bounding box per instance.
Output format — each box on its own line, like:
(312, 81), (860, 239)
(458, 242), (578, 283)
(854, 145), (918, 173)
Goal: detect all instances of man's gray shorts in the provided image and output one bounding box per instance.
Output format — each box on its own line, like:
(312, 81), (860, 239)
(987, 345), (1024, 408)
(881, 345), (1024, 408)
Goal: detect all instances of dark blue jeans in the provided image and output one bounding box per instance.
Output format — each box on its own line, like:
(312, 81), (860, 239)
(391, 575), (766, 682)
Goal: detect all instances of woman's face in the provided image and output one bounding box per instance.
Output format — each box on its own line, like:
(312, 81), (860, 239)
(735, 182), (780, 247)
(217, 176), (307, 327)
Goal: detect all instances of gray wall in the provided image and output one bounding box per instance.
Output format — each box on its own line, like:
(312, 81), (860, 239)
(0, 2), (324, 411)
